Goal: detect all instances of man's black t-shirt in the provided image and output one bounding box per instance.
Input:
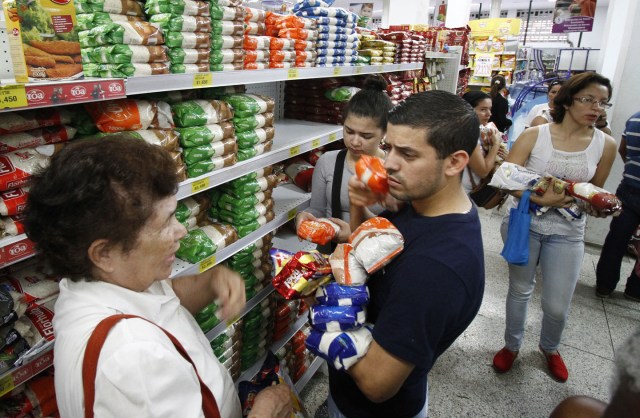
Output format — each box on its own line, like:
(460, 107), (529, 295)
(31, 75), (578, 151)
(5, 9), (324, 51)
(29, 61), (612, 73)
(329, 204), (485, 418)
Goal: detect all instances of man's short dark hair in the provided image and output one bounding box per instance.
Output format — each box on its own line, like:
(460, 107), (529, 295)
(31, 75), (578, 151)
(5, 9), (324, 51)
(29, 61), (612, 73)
(24, 135), (179, 280)
(552, 72), (612, 123)
(387, 91), (479, 159)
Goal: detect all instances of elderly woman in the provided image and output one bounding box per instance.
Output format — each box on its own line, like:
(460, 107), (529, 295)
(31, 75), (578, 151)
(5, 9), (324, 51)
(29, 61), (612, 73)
(24, 136), (291, 418)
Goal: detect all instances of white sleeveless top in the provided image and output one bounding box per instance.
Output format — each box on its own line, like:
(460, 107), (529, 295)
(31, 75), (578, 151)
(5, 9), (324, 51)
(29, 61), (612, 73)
(504, 123), (605, 237)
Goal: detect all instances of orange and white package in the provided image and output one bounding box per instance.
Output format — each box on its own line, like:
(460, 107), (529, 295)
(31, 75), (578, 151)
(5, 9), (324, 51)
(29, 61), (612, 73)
(349, 217), (404, 274)
(244, 7), (266, 22)
(329, 243), (368, 286)
(243, 35), (272, 50)
(355, 155), (389, 194)
(297, 218), (341, 245)
(294, 40), (315, 51)
(269, 37), (295, 50)
(270, 50), (296, 62)
(275, 15), (317, 30)
(244, 49), (270, 63)
(278, 28), (318, 40)
(295, 50), (317, 63)
(269, 62), (293, 69)
(85, 99), (174, 133)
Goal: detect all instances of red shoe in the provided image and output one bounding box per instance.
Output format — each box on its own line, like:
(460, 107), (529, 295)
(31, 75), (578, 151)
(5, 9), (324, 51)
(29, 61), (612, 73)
(540, 346), (569, 382)
(493, 347), (518, 373)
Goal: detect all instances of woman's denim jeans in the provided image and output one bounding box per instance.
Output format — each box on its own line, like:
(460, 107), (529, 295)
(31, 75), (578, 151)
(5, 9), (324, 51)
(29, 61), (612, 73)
(327, 382), (428, 418)
(501, 222), (584, 351)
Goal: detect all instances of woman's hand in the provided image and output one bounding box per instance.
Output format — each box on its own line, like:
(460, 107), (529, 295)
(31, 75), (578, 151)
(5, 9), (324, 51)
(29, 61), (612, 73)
(329, 217), (351, 243)
(294, 211), (316, 230)
(248, 384), (294, 418)
(209, 265), (245, 321)
(533, 186), (574, 208)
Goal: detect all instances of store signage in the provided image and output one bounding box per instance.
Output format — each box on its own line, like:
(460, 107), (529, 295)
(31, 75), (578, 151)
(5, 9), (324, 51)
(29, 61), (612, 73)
(551, 0), (596, 33)
(0, 85), (28, 109)
(473, 53), (494, 78)
(468, 18), (521, 37)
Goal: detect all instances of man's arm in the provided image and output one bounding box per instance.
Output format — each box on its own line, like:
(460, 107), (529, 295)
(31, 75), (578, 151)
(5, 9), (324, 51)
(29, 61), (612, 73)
(347, 340), (414, 403)
(172, 265), (245, 319)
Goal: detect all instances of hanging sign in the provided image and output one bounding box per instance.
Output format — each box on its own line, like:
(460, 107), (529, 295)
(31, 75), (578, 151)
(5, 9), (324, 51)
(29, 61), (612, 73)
(434, 0), (447, 27)
(468, 18), (521, 37)
(552, 0), (597, 33)
(473, 54), (494, 78)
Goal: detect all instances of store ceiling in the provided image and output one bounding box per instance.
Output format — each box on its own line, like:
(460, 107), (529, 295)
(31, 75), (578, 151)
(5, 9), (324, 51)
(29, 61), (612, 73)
(471, 0), (609, 11)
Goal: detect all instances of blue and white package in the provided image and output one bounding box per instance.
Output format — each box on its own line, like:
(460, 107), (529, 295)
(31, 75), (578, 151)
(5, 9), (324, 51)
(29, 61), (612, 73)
(293, 0), (333, 13)
(305, 325), (373, 370)
(317, 33), (359, 42)
(345, 11), (358, 23)
(296, 7), (349, 18)
(310, 305), (366, 332)
(316, 55), (346, 65)
(315, 282), (369, 306)
(316, 48), (346, 56)
(316, 24), (349, 34)
(316, 40), (347, 49)
(556, 203), (583, 221)
(315, 16), (347, 26)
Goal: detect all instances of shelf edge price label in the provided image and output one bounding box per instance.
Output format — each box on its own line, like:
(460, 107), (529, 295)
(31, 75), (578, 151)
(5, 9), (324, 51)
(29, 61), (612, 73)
(333, 67), (342, 76)
(289, 145), (300, 157)
(328, 133), (337, 142)
(311, 138), (320, 148)
(0, 373), (14, 396)
(199, 255), (216, 273)
(191, 177), (210, 194)
(287, 68), (299, 79)
(193, 73), (213, 88)
(0, 85), (27, 109)
(287, 208), (297, 221)
(354, 66), (363, 74)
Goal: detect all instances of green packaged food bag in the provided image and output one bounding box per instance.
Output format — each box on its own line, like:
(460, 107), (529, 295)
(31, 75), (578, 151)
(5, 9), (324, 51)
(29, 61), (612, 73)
(145, 0), (210, 16)
(209, 48), (245, 65)
(209, 4), (244, 20)
(82, 44), (168, 64)
(195, 302), (218, 324)
(325, 86), (361, 102)
(198, 314), (220, 333)
(227, 262), (255, 278)
(231, 244), (257, 259)
(234, 218), (264, 238)
(149, 13), (212, 32)
(235, 127), (274, 149)
(176, 122), (234, 147)
(233, 113), (273, 133)
(210, 333), (229, 349)
(237, 141), (274, 161)
(242, 273), (258, 289)
(210, 35), (243, 50)
(75, 0), (144, 16)
(77, 12), (141, 31)
(218, 201), (270, 225)
(223, 94), (275, 115)
(226, 258), (255, 273)
(176, 228), (217, 263)
(171, 100), (233, 127)
(182, 138), (237, 165)
(78, 22), (163, 47)
(211, 19), (244, 36)
(175, 197), (200, 223)
(245, 286), (257, 301)
(165, 31), (210, 49)
(167, 47), (210, 64)
(217, 193), (260, 211)
(187, 153), (236, 178)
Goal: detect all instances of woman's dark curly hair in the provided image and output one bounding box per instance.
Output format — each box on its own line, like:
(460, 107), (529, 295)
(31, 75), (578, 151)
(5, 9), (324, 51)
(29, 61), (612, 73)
(551, 72), (612, 123)
(24, 135), (179, 280)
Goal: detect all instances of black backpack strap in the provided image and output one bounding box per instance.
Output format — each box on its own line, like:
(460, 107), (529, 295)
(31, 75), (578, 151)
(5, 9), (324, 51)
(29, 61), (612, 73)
(331, 149), (348, 219)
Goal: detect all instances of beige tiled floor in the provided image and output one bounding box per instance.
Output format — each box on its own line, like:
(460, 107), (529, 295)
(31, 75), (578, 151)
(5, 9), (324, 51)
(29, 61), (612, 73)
(301, 207), (640, 418)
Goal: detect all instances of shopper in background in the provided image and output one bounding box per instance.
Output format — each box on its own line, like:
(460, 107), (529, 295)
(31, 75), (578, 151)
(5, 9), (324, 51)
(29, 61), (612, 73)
(526, 79), (564, 128)
(323, 91), (485, 418)
(24, 137), (292, 418)
(489, 74), (513, 134)
(594, 111), (612, 135)
(595, 110), (640, 301)
(549, 327), (640, 417)
(461, 91), (507, 194)
(295, 75), (393, 247)
(492, 72), (617, 382)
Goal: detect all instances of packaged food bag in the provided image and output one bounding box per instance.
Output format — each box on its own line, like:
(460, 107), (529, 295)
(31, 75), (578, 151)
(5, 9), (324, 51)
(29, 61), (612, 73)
(567, 182), (622, 214)
(223, 94), (276, 116)
(284, 158), (314, 191)
(182, 138), (238, 165)
(81, 44), (169, 64)
(328, 243), (368, 286)
(171, 100), (234, 127)
(176, 223), (237, 263)
(149, 14), (212, 32)
(82, 62), (170, 77)
(297, 218), (340, 245)
(235, 128), (275, 148)
(186, 153), (237, 178)
(176, 122), (235, 147)
(144, 0), (210, 16)
(309, 304), (366, 332)
(355, 155), (389, 195)
(85, 99), (174, 132)
(349, 217), (404, 274)
(78, 22), (164, 47)
(0, 126), (76, 154)
(75, 0), (145, 16)
(0, 187), (29, 216)
(315, 282), (369, 306)
(271, 249), (332, 299)
(0, 146), (59, 192)
(305, 325), (373, 371)
(0, 109), (72, 135)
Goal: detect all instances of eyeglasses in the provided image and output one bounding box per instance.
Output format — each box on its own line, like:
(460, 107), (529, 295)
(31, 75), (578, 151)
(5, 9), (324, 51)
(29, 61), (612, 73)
(573, 96), (612, 109)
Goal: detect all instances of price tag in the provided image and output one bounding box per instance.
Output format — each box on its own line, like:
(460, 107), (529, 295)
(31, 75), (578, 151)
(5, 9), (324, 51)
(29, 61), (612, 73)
(0, 85), (27, 109)
(328, 133), (337, 142)
(311, 138), (320, 148)
(287, 208), (297, 221)
(199, 255), (216, 273)
(287, 68), (299, 79)
(0, 374), (14, 397)
(193, 73), (213, 88)
(226, 315), (240, 326)
(354, 66), (363, 74)
(473, 54), (494, 78)
(333, 67), (342, 76)
(191, 178), (210, 194)
(289, 145), (300, 157)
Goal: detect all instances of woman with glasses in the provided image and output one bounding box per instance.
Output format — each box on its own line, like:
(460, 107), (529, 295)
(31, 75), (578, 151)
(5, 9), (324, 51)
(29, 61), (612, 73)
(525, 80), (564, 128)
(492, 72), (617, 382)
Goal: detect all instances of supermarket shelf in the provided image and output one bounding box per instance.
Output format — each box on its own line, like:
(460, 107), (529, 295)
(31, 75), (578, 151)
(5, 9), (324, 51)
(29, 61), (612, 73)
(469, 52), (516, 56)
(0, 341), (54, 397)
(0, 234), (36, 269)
(176, 120), (342, 200)
(170, 184), (310, 279)
(468, 83), (491, 87)
(272, 230), (317, 253)
(126, 63), (424, 96)
(295, 356), (323, 393)
(235, 313), (309, 385)
(424, 52), (458, 59)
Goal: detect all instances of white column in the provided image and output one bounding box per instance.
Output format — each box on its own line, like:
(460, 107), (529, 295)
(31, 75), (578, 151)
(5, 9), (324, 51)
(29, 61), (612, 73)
(383, 0), (433, 26)
(489, 0), (501, 18)
(444, 0), (472, 28)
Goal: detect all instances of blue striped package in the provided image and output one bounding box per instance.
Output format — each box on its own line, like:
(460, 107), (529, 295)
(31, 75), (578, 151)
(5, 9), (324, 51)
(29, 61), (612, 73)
(315, 282), (369, 306)
(316, 24), (352, 34)
(296, 7), (349, 18)
(317, 33), (359, 42)
(305, 325), (373, 370)
(292, 0), (334, 13)
(310, 304), (366, 332)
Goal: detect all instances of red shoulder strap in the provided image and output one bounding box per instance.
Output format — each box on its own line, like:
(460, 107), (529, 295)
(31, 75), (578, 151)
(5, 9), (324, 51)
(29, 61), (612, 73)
(82, 314), (221, 418)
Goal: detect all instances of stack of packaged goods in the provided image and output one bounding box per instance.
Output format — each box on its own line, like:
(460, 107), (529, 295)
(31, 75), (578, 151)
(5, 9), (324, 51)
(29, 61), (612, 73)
(266, 14), (316, 69)
(210, 321), (243, 380)
(281, 146), (327, 192)
(277, 325), (313, 383)
(358, 37), (395, 66)
(77, 0), (169, 77)
(239, 296), (274, 371)
(284, 77), (356, 124)
(224, 235), (272, 301)
(407, 33), (427, 63)
(0, 109), (77, 238)
(272, 297), (299, 345)
(0, 370), (58, 417)
(0, 264), (60, 371)
(170, 98), (237, 178)
(377, 30), (407, 64)
(383, 73), (413, 105)
(293, 2), (359, 67)
(82, 98), (187, 179)
(243, 7), (271, 70)
(209, 1), (246, 72)
(146, 0), (213, 74)
(223, 94), (276, 162)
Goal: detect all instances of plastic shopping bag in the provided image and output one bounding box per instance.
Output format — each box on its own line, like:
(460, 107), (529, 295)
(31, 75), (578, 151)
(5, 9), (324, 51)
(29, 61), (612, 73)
(500, 190), (531, 266)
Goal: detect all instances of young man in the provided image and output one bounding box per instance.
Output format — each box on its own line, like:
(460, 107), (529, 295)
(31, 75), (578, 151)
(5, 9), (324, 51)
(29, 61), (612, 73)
(326, 91), (486, 417)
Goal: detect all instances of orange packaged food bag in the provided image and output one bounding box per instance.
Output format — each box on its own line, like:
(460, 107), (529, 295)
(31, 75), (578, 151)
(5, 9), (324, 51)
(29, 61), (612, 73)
(349, 217), (404, 274)
(270, 37), (295, 50)
(329, 243), (368, 286)
(269, 50), (296, 62)
(355, 155), (389, 194)
(85, 99), (174, 132)
(278, 28), (318, 40)
(297, 218), (341, 245)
